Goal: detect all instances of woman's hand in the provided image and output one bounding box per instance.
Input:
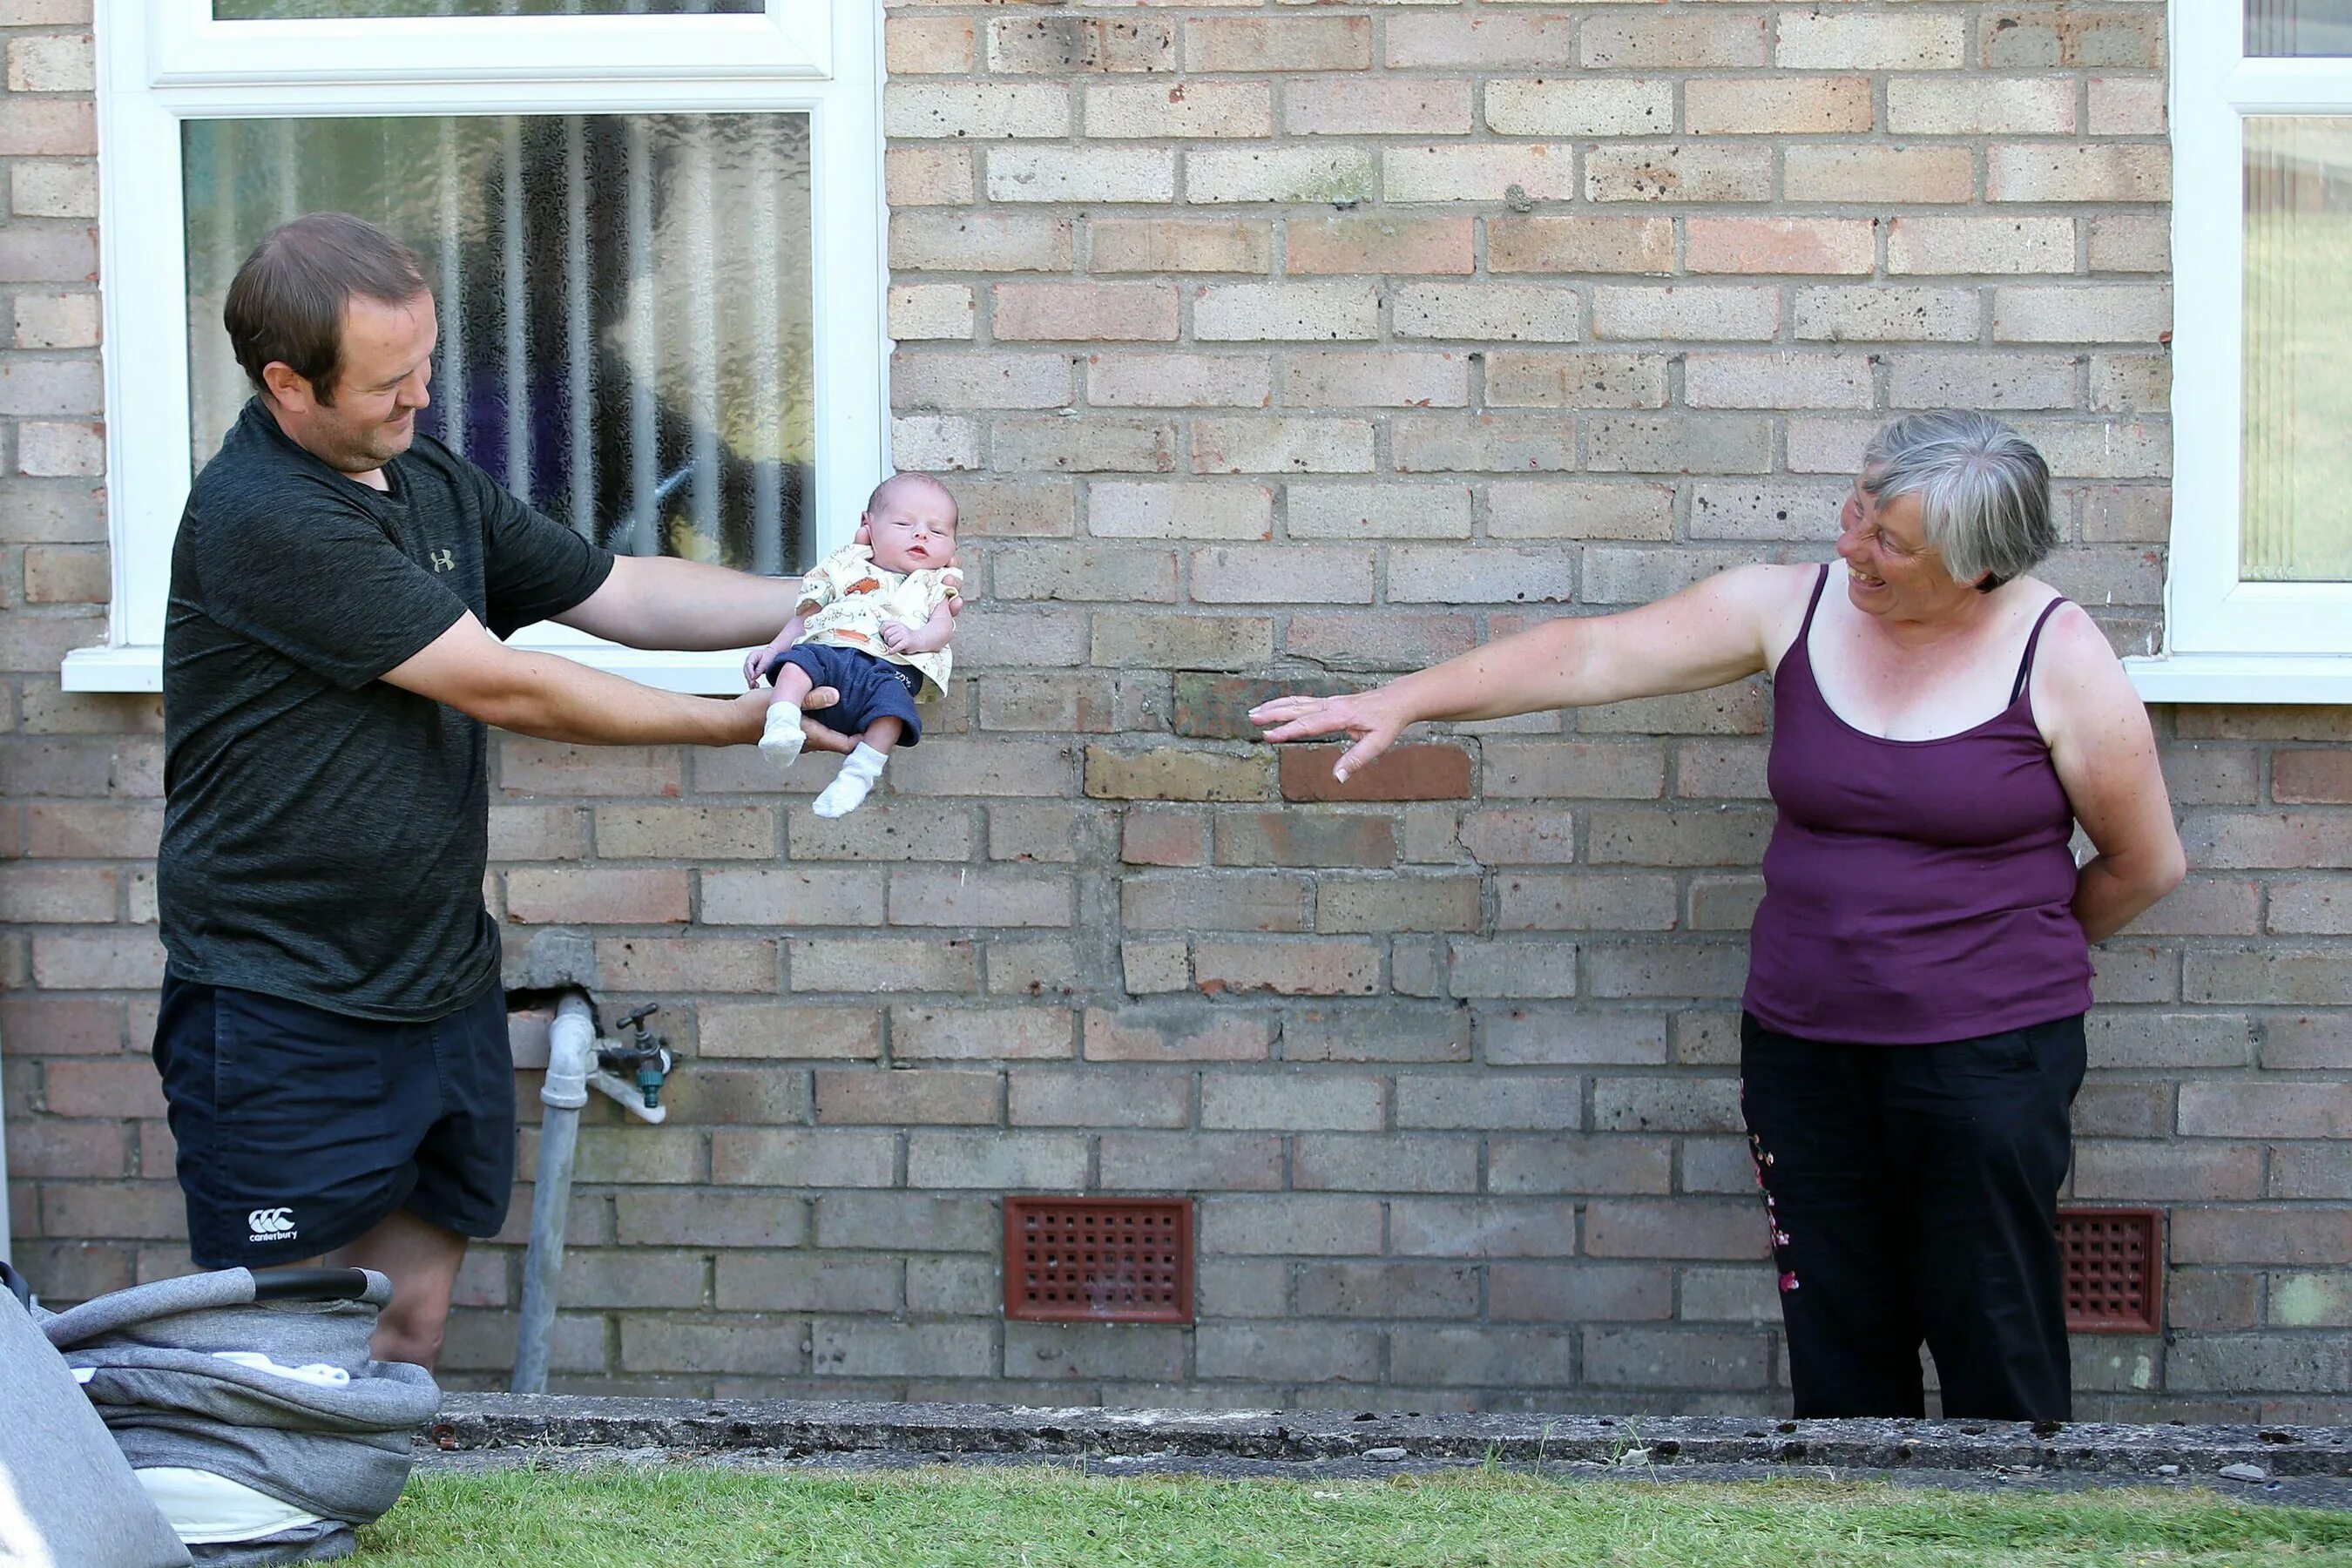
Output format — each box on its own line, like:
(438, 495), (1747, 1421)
(1249, 686), (1414, 783)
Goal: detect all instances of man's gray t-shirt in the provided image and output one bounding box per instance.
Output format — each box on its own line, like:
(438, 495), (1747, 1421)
(160, 399), (614, 1021)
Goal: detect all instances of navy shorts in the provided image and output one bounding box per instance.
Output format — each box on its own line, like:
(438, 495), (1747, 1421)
(767, 642), (924, 746)
(151, 974), (514, 1268)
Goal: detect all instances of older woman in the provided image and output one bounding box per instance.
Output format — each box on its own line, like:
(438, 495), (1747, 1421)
(1254, 411), (2185, 1423)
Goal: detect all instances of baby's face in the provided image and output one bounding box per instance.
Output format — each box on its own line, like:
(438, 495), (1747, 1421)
(863, 490), (958, 574)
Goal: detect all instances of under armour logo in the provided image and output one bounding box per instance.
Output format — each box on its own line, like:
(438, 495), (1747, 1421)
(247, 1206), (296, 1239)
(429, 549), (456, 573)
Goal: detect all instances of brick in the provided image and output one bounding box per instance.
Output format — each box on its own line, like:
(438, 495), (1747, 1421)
(1277, 745), (1471, 805)
(1486, 482), (1674, 543)
(1484, 353), (1667, 411)
(1481, 744), (1666, 802)
(1584, 15), (1767, 68)
(1122, 809), (1206, 867)
(1491, 1262), (1673, 1323)
(1085, 1005), (1274, 1063)
(0, 864), (115, 923)
(15, 292), (98, 349)
(1584, 145), (1774, 205)
(1291, 78), (1471, 137)
(889, 211), (1072, 274)
(1090, 481), (1270, 541)
(1391, 1197), (1578, 1258)
(17, 422), (101, 479)
(1887, 352), (2078, 411)
(989, 16), (1172, 73)
(1685, 352), (1875, 410)
(2167, 1336), (2352, 1396)
(30, 929), (166, 990)
(42, 1059), (167, 1119)
(0, 98), (91, 158)
(12, 161), (93, 220)
(893, 354), (1071, 415)
(1990, 144), (2169, 203)
(1887, 216), (2076, 276)
(1191, 544), (1375, 604)
(1193, 417), (1375, 475)
(988, 147), (1175, 205)
(595, 937), (776, 995)
(1085, 747), (1274, 802)
(1317, 874), (1479, 933)
(1285, 1006), (1470, 1064)
(1685, 76), (1874, 135)
(994, 416), (1177, 475)
(1285, 215), (1473, 278)
(1296, 1260), (1479, 1317)
(1087, 352), (1269, 410)
(1202, 1071), (1382, 1132)
(1098, 1131), (1283, 1191)
(908, 1130), (1086, 1188)
(1384, 145), (1579, 205)
(1124, 870), (1307, 930)
(1585, 416), (1773, 475)
(1197, 1321), (1381, 1383)
(1395, 1075), (1580, 1132)
(1085, 80), (1271, 139)
(1490, 216), (1673, 276)
(1784, 145), (1976, 205)
(1383, 14), (1578, 70)
(887, 868), (1072, 929)
(990, 802), (1087, 865)
(1591, 286), (1779, 342)
(889, 415), (978, 472)
(1008, 1067), (1188, 1128)
(1889, 77), (2077, 136)
(788, 808), (975, 862)
(1283, 612), (1477, 672)
(1198, 1194), (1382, 1256)
(1497, 873), (1678, 932)
(2071, 1139), (2265, 1201)
(1985, 7), (2164, 67)
(1686, 218), (1875, 276)
(812, 1321), (994, 1380)
(696, 1004), (881, 1061)
(886, 15), (972, 73)
(1214, 811), (1395, 868)
(1187, 16), (1368, 72)
(1780, 13), (1963, 69)
(788, 936), (977, 994)
(1486, 78), (1671, 138)
(2179, 1082), (2352, 1139)
(1586, 1199), (1768, 1260)
(1193, 281), (1377, 344)
(884, 82), (1070, 140)
(0, 996), (122, 1057)
(1089, 218), (1269, 275)
(1489, 1134), (1672, 1195)
(2170, 1208), (2352, 1266)
(1388, 414), (1577, 474)
(593, 806), (774, 861)
(1483, 1009), (1669, 1066)
(1794, 285), (1980, 343)
(1396, 1326), (1578, 1387)
(2265, 1016), (2352, 1071)
(1185, 146), (1377, 206)
(1395, 284), (1578, 343)
(1193, 939), (1381, 997)
(814, 1193), (995, 1252)
(885, 146), (972, 207)
(501, 740), (679, 798)
(1993, 285), (2169, 344)
(700, 868), (884, 927)
(1586, 1328), (1771, 1389)
(487, 804), (586, 862)
(615, 1192), (811, 1249)
(1280, 350), (1470, 409)
(1593, 1076), (1741, 1132)
(1584, 942), (1749, 999)
(718, 1254), (900, 1315)
(1010, 1321), (1188, 1383)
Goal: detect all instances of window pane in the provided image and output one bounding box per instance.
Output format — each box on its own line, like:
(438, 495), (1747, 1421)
(183, 113), (814, 574)
(2247, 0), (2352, 57)
(2244, 117), (2352, 582)
(214, 0), (759, 19)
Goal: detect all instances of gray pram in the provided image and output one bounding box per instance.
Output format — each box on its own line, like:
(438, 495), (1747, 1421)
(32, 1265), (440, 1565)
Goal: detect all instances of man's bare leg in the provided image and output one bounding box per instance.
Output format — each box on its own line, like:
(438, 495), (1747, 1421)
(317, 1208), (469, 1369)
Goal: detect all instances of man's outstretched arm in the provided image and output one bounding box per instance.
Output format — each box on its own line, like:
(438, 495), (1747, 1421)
(555, 555), (810, 651)
(384, 611), (774, 746)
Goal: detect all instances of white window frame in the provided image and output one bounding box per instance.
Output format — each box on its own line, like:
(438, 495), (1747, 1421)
(62, 0), (885, 695)
(2131, 0), (2352, 701)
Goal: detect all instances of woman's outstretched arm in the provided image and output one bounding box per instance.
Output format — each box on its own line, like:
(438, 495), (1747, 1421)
(1253, 562), (1802, 781)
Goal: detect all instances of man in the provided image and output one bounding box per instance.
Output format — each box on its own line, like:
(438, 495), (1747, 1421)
(153, 212), (848, 1368)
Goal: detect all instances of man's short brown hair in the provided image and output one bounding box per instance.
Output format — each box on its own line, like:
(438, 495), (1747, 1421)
(224, 213), (429, 406)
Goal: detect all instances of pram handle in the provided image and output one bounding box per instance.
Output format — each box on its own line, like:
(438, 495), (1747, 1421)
(251, 1267), (373, 1303)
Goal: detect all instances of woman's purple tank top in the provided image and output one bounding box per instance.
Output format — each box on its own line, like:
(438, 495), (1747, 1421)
(1741, 565), (2093, 1044)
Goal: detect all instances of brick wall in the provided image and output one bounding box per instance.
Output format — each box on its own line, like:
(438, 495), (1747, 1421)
(3, 0), (2349, 1418)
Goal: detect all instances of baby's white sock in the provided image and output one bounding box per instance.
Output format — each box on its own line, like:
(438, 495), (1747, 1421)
(813, 743), (888, 818)
(759, 701), (805, 768)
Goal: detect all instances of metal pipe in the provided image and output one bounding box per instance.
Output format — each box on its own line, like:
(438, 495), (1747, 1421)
(511, 990), (595, 1395)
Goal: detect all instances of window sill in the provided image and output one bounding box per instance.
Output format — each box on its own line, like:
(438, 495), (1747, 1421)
(2125, 652), (2352, 706)
(60, 639), (760, 697)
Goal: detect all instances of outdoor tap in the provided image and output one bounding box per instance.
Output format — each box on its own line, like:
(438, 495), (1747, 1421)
(600, 1003), (673, 1112)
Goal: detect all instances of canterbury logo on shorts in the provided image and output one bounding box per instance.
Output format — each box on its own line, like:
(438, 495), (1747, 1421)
(247, 1206), (298, 1242)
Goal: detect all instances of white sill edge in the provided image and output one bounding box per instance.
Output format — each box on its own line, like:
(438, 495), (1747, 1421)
(61, 640), (760, 697)
(66, 647), (2352, 706)
(2124, 652), (2352, 705)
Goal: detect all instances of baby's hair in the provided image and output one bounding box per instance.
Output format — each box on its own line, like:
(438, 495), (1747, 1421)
(865, 471), (958, 525)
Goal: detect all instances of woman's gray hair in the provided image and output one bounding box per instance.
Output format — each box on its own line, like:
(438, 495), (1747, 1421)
(1859, 410), (2056, 591)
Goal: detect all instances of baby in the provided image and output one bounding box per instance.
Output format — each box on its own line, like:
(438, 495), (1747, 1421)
(747, 472), (963, 818)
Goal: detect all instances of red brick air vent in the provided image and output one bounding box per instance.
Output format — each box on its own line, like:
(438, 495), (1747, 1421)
(2057, 1207), (2163, 1334)
(1004, 1197), (1193, 1324)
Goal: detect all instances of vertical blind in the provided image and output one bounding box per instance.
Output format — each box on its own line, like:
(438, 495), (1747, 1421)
(183, 112), (815, 574)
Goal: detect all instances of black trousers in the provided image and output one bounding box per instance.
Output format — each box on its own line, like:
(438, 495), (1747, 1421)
(1739, 1011), (2087, 1422)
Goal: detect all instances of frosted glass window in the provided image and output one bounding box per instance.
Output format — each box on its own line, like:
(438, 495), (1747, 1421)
(2242, 117), (2352, 582)
(183, 113), (814, 574)
(214, 0), (759, 18)
(2247, 0), (2352, 56)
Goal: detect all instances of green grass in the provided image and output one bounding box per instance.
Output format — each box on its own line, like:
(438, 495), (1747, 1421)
(358, 1466), (2352, 1566)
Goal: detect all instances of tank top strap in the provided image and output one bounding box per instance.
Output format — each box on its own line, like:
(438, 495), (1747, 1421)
(2008, 595), (2071, 706)
(1795, 562), (1831, 649)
